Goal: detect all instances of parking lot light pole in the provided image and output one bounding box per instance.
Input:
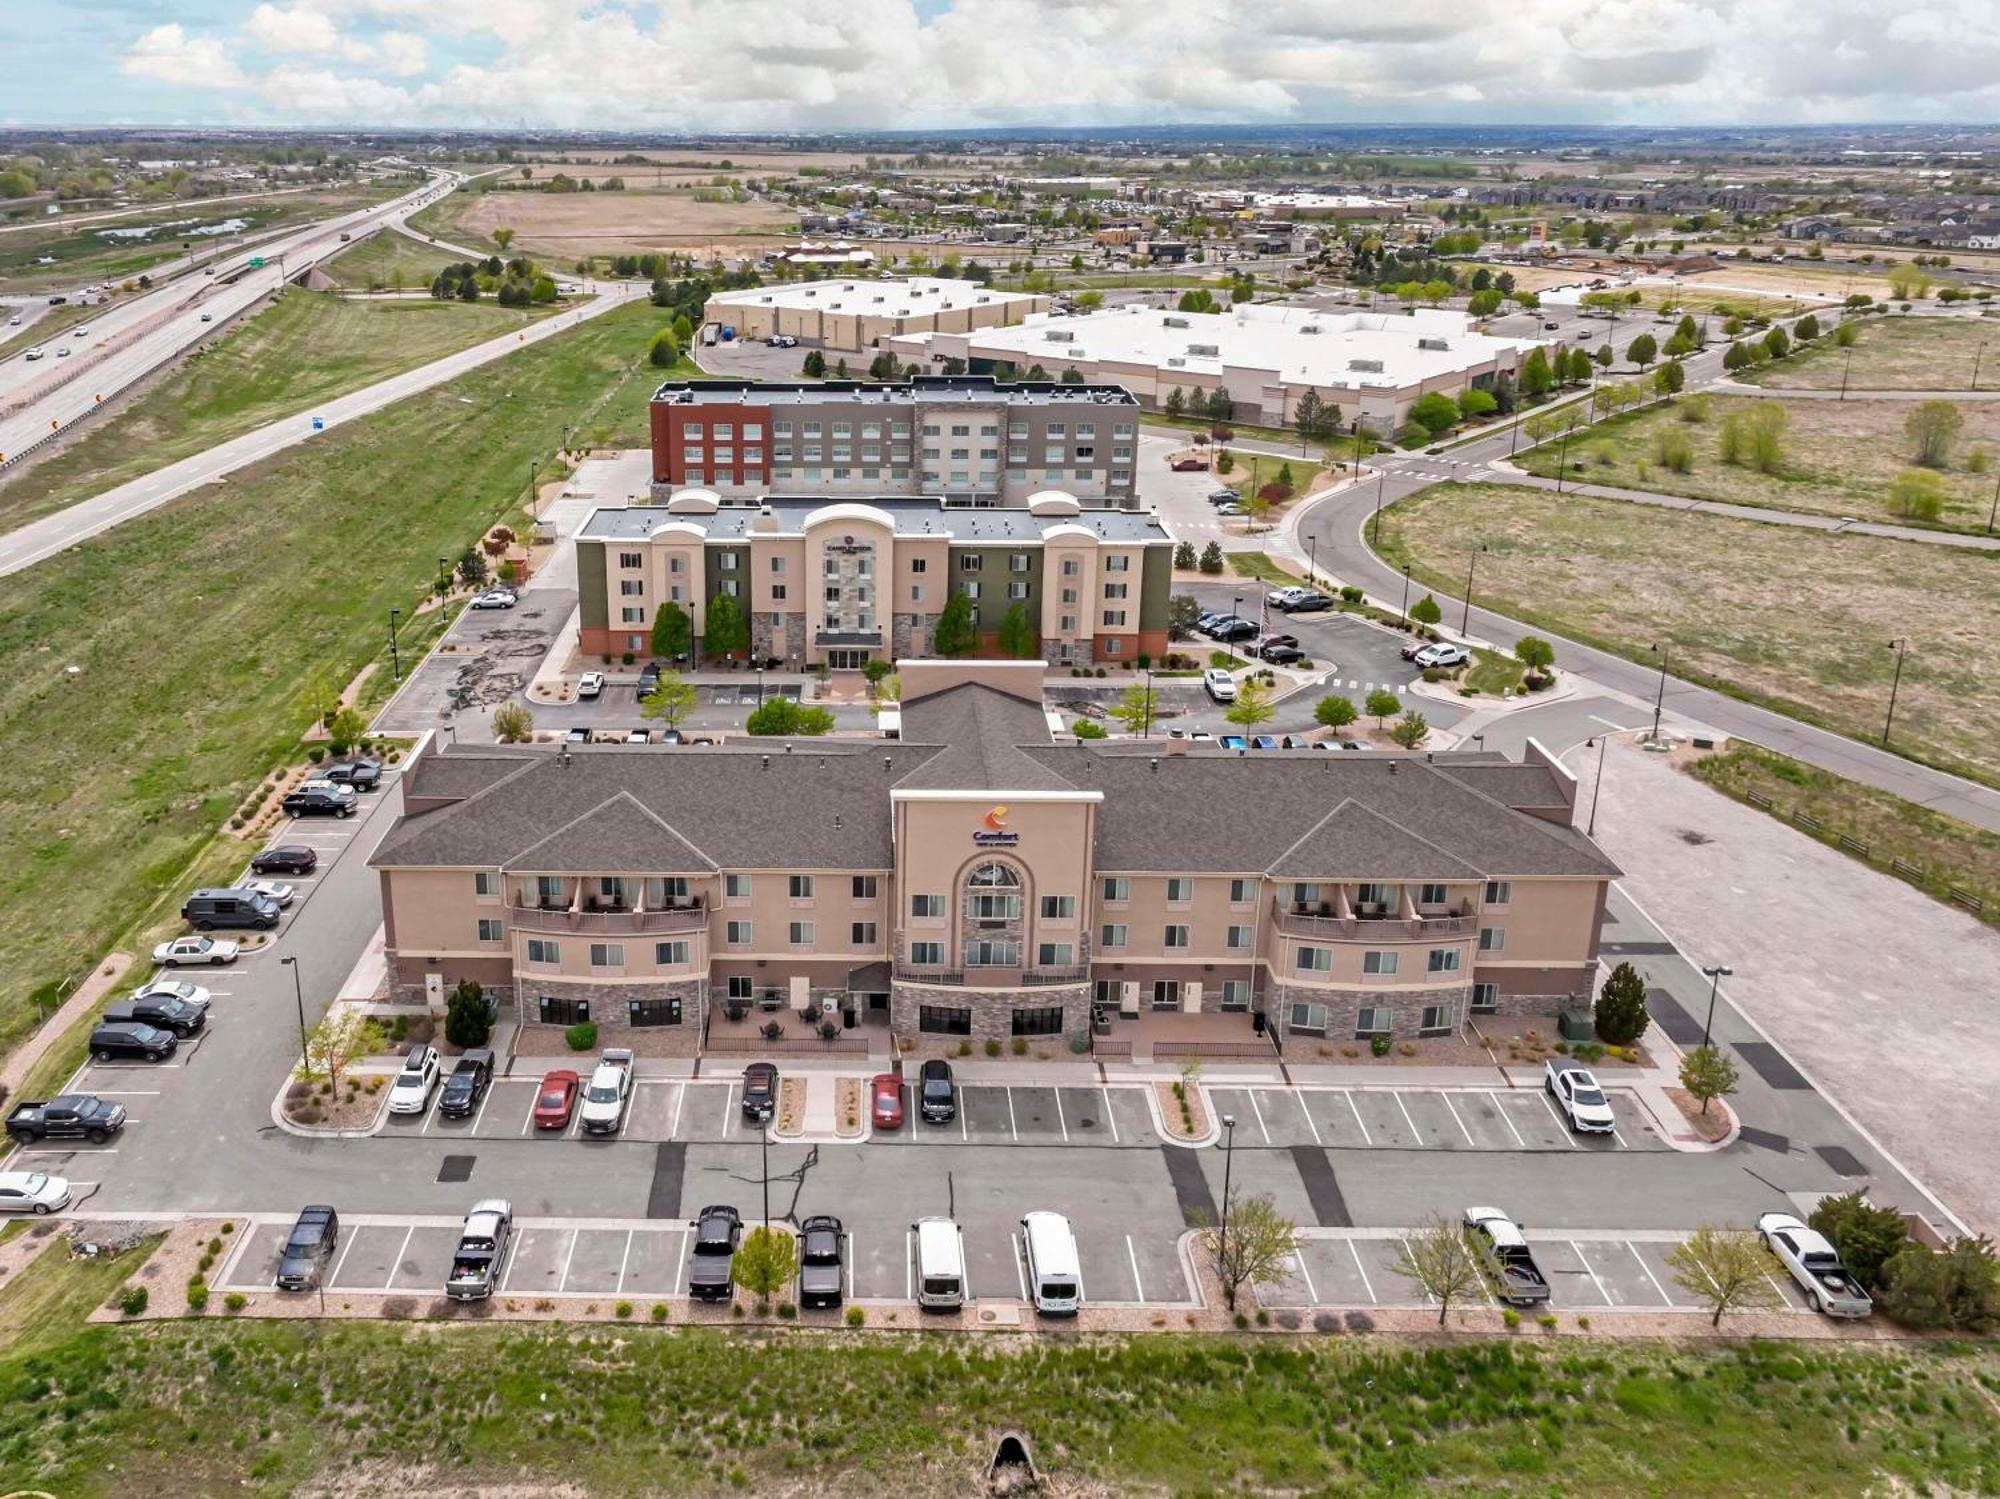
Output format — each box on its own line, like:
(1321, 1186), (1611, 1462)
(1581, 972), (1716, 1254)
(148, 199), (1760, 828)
(1229, 594), (1243, 665)
(1584, 736), (1609, 837)
(1218, 1114), (1237, 1291)
(1883, 639), (1907, 746)
(280, 956), (308, 1081)
(1698, 964), (1733, 1051)
(1460, 544), (1488, 635)
(1398, 563), (1412, 625)
(1370, 470), (1387, 546)
(388, 608), (402, 681)
(1143, 668), (1154, 739)
(1648, 642), (1669, 742)
(1305, 533), (1318, 588)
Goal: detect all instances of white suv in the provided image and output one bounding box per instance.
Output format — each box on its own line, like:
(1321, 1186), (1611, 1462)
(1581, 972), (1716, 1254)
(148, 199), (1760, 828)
(577, 671), (604, 700)
(1203, 668), (1237, 703)
(387, 1045), (442, 1115)
(1544, 1058), (1616, 1133)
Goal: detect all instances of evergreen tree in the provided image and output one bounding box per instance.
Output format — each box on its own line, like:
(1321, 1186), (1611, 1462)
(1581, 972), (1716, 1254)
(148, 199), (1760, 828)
(932, 591), (977, 657)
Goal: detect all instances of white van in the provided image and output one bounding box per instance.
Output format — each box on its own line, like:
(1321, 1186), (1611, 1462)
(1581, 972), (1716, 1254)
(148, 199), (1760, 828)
(1020, 1210), (1082, 1316)
(914, 1216), (966, 1310)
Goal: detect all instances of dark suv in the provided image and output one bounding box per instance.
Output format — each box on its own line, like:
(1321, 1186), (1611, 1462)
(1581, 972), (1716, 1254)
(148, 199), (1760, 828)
(919, 1059), (957, 1124)
(437, 1049), (494, 1118)
(251, 846), (318, 877)
(687, 1205), (742, 1301)
(88, 1022), (178, 1063)
(318, 758), (381, 791)
(276, 1205), (339, 1292)
(103, 992), (207, 1037)
(283, 784), (356, 819)
(741, 1062), (778, 1123)
(798, 1215), (845, 1309)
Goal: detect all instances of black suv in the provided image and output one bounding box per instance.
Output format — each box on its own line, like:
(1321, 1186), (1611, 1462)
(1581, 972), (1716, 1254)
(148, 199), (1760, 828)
(318, 758), (381, 791)
(88, 1022), (178, 1063)
(798, 1215), (845, 1309)
(103, 992), (207, 1037)
(919, 1059), (957, 1124)
(741, 1062), (778, 1123)
(283, 784), (356, 819)
(687, 1205), (742, 1301)
(437, 1048), (494, 1118)
(251, 846), (318, 877)
(276, 1205), (339, 1292)
(636, 661), (662, 699)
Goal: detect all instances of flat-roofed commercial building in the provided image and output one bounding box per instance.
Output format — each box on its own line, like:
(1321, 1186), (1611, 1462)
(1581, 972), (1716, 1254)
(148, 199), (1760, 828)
(703, 276), (1047, 353)
(576, 491), (1172, 670)
(890, 303), (1546, 432)
(647, 377), (1142, 507)
(371, 663), (1617, 1054)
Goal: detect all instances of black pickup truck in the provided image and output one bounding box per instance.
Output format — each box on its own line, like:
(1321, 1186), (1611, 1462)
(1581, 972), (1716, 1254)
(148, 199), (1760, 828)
(7, 1094), (128, 1144)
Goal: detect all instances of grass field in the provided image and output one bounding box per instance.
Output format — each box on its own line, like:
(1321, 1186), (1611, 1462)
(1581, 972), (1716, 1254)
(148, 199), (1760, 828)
(1743, 316), (2000, 390)
(0, 298), (671, 1060)
(404, 187), (501, 254)
(1374, 483), (2000, 787)
(1691, 741), (2000, 928)
(413, 182), (795, 260)
(0, 1294), (1996, 1496)
(0, 287), (565, 535)
(1516, 394), (2000, 534)
(319, 228), (456, 290)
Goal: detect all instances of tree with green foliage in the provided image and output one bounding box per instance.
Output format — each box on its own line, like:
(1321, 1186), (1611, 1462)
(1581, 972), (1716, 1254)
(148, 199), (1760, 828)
(732, 1226), (794, 1310)
(1668, 1226), (1784, 1327)
(1388, 711), (1429, 749)
(1215, 448), (1235, 476)
(1568, 347), (1597, 385)
(1794, 313), (1821, 340)
(1763, 326), (1791, 360)
(1389, 1215), (1486, 1327)
(1513, 634), (1556, 682)
(1466, 288), (1503, 317)
(640, 671), (699, 730)
(1876, 1235), (2000, 1332)
(932, 591), (977, 657)
(1722, 340), (1751, 372)
(1365, 689), (1401, 726)
(1173, 540), (1196, 570)
(445, 979), (492, 1048)
(672, 313), (694, 345)
(1292, 387), (1330, 447)
(1410, 391), (1460, 436)
(702, 592), (749, 659)
(1071, 718), (1107, 740)
(1458, 387), (1498, 420)
(1314, 695), (1358, 730)
(1887, 468), (1948, 521)
(328, 707), (368, 755)
(1833, 320), (1859, 347)
(1206, 387), (1234, 423)
(1409, 592), (1442, 626)
(996, 601), (1038, 658)
(493, 703), (534, 743)
(833, 358), (850, 379)
(302, 1009), (387, 1093)
(1167, 593), (1202, 639)
(1198, 541), (1224, 574)
(1194, 1193), (1300, 1312)
(1675, 313), (1699, 347)
(1905, 399), (1964, 468)
(801, 350), (826, 377)
(1107, 682), (1160, 736)
(1225, 679), (1274, 730)
(648, 329), (682, 367)
(457, 546), (489, 588)
(1593, 961), (1649, 1045)
(1518, 346), (1553, 398)
(1626, 333), (1658, 370)
(1679, 1044), (1739, 1116)
(1653, 359), (1685, 396)
(1163, 386), (1186, 420)
(1807, 1191), (1911, 1290)
(744, 698), (834, 736)
(650, 599), (692, 661)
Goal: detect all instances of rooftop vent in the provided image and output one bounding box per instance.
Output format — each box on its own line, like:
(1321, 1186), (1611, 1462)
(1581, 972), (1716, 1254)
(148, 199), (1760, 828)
(1347, 358), (1385, 373)
(1418, 337), (1451, 351)
(1162, 316), (1190, 329)
(1187, 343), (1219, 358)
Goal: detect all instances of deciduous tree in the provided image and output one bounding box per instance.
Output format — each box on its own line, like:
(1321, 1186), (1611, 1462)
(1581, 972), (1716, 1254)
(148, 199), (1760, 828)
(1108, 682), (1160, 736)
(1905, 399), (1964, 468)
(1807, 1190), (1910, 1290)
(640, 671), (699, 730)
(1225, 679), (1274, 729)
(650, 600), (692, 661)
(732, 1226), (794, 1310)
(1365, 689), (1401, 726)
(932, 592), (977, 657)
(1626, 333), (1658, 369)
(1679, 1044), (1739, 1116)
(996, 601), (1039, 658)
(1314, 695), (1358, 730)
(1388, 711), (1429, 749)
(702, 592), (749, 659)
(1389, 1215), (1486, 1326)
(1194, 1193), (1301, 1312)
(1667, 1226), (1784, 1327)
(1887, 468), (1948, 521)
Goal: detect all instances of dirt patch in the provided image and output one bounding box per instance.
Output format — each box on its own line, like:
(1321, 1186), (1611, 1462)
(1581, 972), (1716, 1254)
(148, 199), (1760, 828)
(1665, 1086), (1735, 1143)
(1156, 1079), (1208, 1141)
(284, 1074), (388, 1131)
(1293, 1032), (1505, 1067)
(775, 1076), (807, 1136)
(836, 1076), (863, 1137)
(458, 189), (795, 260)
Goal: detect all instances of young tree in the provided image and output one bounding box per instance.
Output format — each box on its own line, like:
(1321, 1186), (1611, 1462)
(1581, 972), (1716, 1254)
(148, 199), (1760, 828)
(1365, 689), (1401, 726)
(650, 599), (692, 661)
(996, 601), (1039, 658)
(493, 227), (516, 253)
(1225, 679), (1274, 730)
(640, 671), (700, 730)
(1667, 1226), (1784, 1327)
(457, 545), (489, 587)
(732, 1225), (794, 1311)
(1071, 718), (1107, 740)
(1905, 399), (1964, 468)
(703, 592), (749, 659)
(1654, 359), (1686, 396)
(932, 591), (977, 657)
(1807, 1191), (1910, 1290)
(1887, 469), (1948, 521)
(1388, 710), (1430, 749)
(1215, 449), (1235, 476)
(1721, 341), (1751, 372)
(648, 329), (682, 367)
(444, 979), (493, 1049)
(1389, 1215), (1487, 1326)
(1107, 682), (1160, 736)
(1314, 694), (1358, 730)
(1198, 541), (1224, 574)
(1762, 325), (1791, 360)
(1409, 592), (1443, 626)
(1675, 313), (1700, 347)
(302, 1010), (386, 1093)
(1513, 634), (1556, 683)
(1567, 346), (1596, 386)
(1163, 386), (1186, 421)
(493, 703), (534, 742)
(1794, 313), (1821, 340)
(1678, 1044), (1739, 1116)
(1519, 346), (1554, 398)
(1173, 540), (1197, 570)
(1458, 387), (1498, 420)
(801, 349), (826, 378)
(1194, 1193), (1301, 1312)
(1167, 593), (1202, 639)
(834, 357), (850, 379)
(327, 707), (369, 755)
(1593, 961), (1650, 1045)
(1626, 333), (1658, 370)
(744, 698), (834, 736)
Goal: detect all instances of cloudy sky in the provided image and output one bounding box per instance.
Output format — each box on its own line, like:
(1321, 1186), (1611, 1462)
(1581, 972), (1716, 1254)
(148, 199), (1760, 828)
(7, 0), (1999, 129)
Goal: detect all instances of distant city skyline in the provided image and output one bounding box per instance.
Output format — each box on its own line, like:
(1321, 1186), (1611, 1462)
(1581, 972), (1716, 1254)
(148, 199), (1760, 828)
(8, 0), (2000, 132)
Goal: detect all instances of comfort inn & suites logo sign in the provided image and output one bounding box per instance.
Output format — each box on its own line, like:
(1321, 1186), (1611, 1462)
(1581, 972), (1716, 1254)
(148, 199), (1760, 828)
(972, 806), (1020, 846)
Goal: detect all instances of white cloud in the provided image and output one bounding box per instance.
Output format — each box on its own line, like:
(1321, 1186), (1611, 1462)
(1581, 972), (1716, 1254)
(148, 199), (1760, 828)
(244, 3), (347, 56)
(119, 23), (250, 89)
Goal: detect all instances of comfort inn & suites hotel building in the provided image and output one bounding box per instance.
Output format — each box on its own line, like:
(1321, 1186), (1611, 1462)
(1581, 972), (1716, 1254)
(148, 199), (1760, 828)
(371, 662), (1618, 1055)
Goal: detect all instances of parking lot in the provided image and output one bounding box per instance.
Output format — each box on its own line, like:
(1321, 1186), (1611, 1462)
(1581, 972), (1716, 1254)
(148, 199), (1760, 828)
(1203, 1084), (1665, 1153)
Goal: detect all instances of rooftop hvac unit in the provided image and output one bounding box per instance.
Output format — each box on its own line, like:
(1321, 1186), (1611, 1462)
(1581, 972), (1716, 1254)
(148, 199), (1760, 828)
(1163, 316), (1190, 328)
(1166, 356), (1187, 367)
(1187, 343), (1219, 357)
(1347, 358), (1384, 373)
(1299, 324), (1321, 334)
(1418, 337), (1451, 351)
(873, 296), (885, 303)
(1044, 329), (1074, 342)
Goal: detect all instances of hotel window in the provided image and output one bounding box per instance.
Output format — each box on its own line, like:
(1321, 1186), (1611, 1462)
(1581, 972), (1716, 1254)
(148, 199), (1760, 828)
(1099, 924), (1126, 950)
(684, 470), (704, 485)
(1416, 883), (1449, 907)
(920, 1005), (972, 1036)
(852, 875), (878, 899)
(1226, 925), (1252, 951)
(628, 997), (682, 1027)
(1356, 883), (1393, 909)
(477, 919), (503, 943)
(744, 448), (763, 464)
(713, 424), (733, 439)
(1044, 448), (1064, 464)
(618, 551), (643, 569)
(620, 608), (644, 625)
(719, 553), (739, 570)
(965, 939), (1018, 967)
(1419, 1005), (1455, 1037)
(949, 424), (968, 437)
(1008, 581), (1029, 601)
(1228, 878), (1254, 905)
(725, 874), (751, 900)
(789, 874), (814, 900)
(719, 580), (739, 598)
(669, 556), (685, 574)
(1011, 1006), (1065, 1037)
(1104, 639), (1121, 656)
(963, 581), (981, 600)
(743, 423), (763, 440)
(1355, 1007), (1393, 1038)
(474, 872), (499, 897)
(526, 938), (560, 965)
(1036, 942), (1074, 968)
(1471, 982), (1499, 1013)
(1220, 980), (1251, 1011)
(683, 422), (704, 438)
(803, 422), (821, 437)
(960, 554), (982, 572)
(788, 921), (815, 946)
(909, 940), (944, 966)
(851, 922), (878, 945)
(538, 995), (589, 1027)
(1427, 948), (1462, 974)
(1102, 877), (1129, 904)
(589, 943), (624, 968)
(655, 940), (690, 966)
(1295, 946), (1332, 973)
(1152, 981), (1181, 1010)
(619, 579), (644, 596)
(1112, 446), (1132, 461)
(966, 863), (1021, 922)
(949, 448), (968, 462)
(1061, 588), (1077, 605)
(1104, 583), (1127, 600)
(1362, 951), (1399, 976)
(1039, 895), (1076, 920)
(685, 446), (706, 463)
(1113, 422), (1134, 437)
(1479, 928), (1506, 953)
(1110, 471), (1129, 487)
(722, 976), (752, 1001)
(773, 421), (792, 437)
(1008, 422), (1028, 439)
(772, 585), (787, 601)
(1165, 878), (1193, 906)
(1163, 925), (1190, 950)
(831, 422), (851, 438)
(1009, 553), (1030, 572)
(1047, 423), (1065, 437)
(911, 893), (945, 918)
(1103, 610), (1126, 627)
(910, 558), (927, 573)
(535, 875), (565, 906)
(725, 920), (752, 946)
(1483, 880), (1512, 906)
(1059, 615), (1075, 632)
(911, 585), (925, 603)
(1288, 1001), (1328, 1035)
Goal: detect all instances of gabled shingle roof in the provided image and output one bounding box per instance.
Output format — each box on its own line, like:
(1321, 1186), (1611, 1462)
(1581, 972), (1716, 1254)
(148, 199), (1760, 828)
(503, 792), (719, 874)
(894, 683), (1070, 792)
(1266, 798), (1481, 880)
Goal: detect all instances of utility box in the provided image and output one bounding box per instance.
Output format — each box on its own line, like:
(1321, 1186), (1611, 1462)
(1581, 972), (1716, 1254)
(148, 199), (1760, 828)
(1558, 1008), (1595, 1042)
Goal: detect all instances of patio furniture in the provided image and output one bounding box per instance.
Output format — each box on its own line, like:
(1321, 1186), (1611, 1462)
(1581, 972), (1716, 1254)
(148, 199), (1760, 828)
(724, 1000), (749, 1024)
(761, 1021), (784, 1042)
(818, 1020), (840, 1042)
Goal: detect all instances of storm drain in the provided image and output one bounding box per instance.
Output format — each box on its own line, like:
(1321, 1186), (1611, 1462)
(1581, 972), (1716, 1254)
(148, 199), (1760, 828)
(437, 1154), (475, 1183)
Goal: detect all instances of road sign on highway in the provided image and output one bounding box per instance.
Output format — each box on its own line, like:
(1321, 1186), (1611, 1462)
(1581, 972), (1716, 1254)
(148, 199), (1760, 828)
(249, 256), (266, 269)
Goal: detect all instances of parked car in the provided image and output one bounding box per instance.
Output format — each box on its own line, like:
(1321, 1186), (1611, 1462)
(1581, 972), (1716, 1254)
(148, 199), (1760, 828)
(797, 1214), (845, 1309)
(153, 934), (238, 967)
(283, 782), (356, 819)
(445, 1200), (513, 1301)
(437, 1048), (495, 1119)
(1250, 734), (1281, 750)
(770, 334), (798, 348)
(577, 671), (604, 700)
(1278, 589), (1335, 613)
(1413, 643), (1470, 670)
(1266, 586), (1308, 608)
(636, 661), (662, 699)
(104, 989), (207, 1038)
(741, 1061), (778, 1123)
(1218, 734), (1248, 750)
(0, 1172), (72, 1215)
(919, 1059), (957, 1124)
(386, 1045), (442, 1116)
(1400, 638), (1429, 661)
(200, 312), (213, 321)
(687, 1205), (743, 1302)
(1203, 668), (1238, 703)
(1209, 488), (1242, 504)
(1757, 1212), (1873, 1318)
(251, 846), (318, 876)
(870, 1072), (904, 1130)
(565, 726), (589, 744)
(469, 588), (518, 610)
(1544, 1058), (1616, 1134)
(579, 1049), (635, 1134)
(181, 887), (281, 932)
(1205, 617), (1257, 643)
(131, 977), (210, 1011)
(533, 1069), (581, 1130)
(7, 1095), (125, 1145)
(1168, 455), (1205, 471)
(247, 879), (296, 907)
(318, 757), (381, 791)
(23, 346), (45, 361)
(276, 1205), (339, 1291)
(1216, 502), (1245, 516)
(89, 1022), (177, 1064)
(1463, 1206), (1552, 1305)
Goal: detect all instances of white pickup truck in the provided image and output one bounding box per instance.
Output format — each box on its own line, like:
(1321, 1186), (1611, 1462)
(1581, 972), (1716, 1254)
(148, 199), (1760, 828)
(578, 1048), (635, 1135)
(1757, 1212), (1873, 1318)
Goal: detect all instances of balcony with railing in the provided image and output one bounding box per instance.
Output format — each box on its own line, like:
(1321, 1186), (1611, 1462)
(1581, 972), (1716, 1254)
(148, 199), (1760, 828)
(893, 965), (1091, 990)
(1272, 897), (1475, 943)
(510, 897), (710, 936)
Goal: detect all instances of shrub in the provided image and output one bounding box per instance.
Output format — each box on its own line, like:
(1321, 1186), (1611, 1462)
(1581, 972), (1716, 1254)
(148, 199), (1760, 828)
(777, 1301), (797, 1319)
(622, 651), (636, 665)
(1369, 1033), (1393, 1057)
(615, 1300), (633, 1319)
(224, 1292), (247, 1313)
(1340, 585), (1364, 603)
(983, 1038), (1002, 1058)
(1068, 1032), (1090, 1054)
(845, 1305), (865, 1328)
(650, 1303), (669, 1323)
(1808, 1190), (1910, 1289)
(1502, 1307), (1521, 1328)
(306, 747), (325, 764)
(1010, 1036), (1027, 1056)
(117, 1285), (149, 1316)
(445, 978), (493, 1048)
(1594, 961), (1650, 1045)
(565, 1021), (598, 1052)
(1576, 1314), (1591, 1330)
(1537, 1312), (1558, 1330)
(186, 1282), (210, 1313)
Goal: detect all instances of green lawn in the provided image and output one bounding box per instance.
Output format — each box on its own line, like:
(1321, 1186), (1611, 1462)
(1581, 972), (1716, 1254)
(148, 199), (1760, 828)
(319, 228), (457, 291)
(0, 1314), (1996, 1495)
(405, 186), (503, 255)
(1374, 482), (2000, 788)
(1516, 394), (2000, 534)
(0, 298), (671, 1060)
(1743, 316), (2000, 390)
(0, 287), (565, 535)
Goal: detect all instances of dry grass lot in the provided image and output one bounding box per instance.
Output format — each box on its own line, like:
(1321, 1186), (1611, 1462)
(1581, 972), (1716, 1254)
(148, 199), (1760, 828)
(1678, 261), (1896, 303)
(455, 188), (795, 259)
(1375, 482), (2000, 786)
(1517, 394), (2000, 533)
(1745, 315), (2000, 390)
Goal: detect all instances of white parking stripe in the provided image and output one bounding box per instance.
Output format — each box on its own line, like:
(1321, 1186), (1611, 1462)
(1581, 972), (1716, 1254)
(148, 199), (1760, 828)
(1488, 1091), (1527, 1148)
(469, 1079), (496, 1134)
(327, 1227), (358, 1288)
(1012, 1233), (1028, 1300)
(390, 1224), (416, 1287)
(669, 1080), (687, 1140)
(1540, 1092), (1581, 1147)
(1627, 1241), (1671, 1305)
(1392, 1091), (1425, 1145)
(1440, 1092), (1475, 1146)
(1347, 1238), (1378, 1303)
(1293, 1249), (1318, 1304)
(1126, 1235), (1145, 1302)
(1343, 1089), (1371, 1145)
(1053, 1088), (1068, 1143)
(1102, 1086), (1119, 1144)
(556, 1229), (580, 1291)
(1006, 1086), (1018, 1141)
(904, 1229), (913, 1301)
(1571, 1240), (1614, 1304)
(615, 1229), (633, 1293)
(1297, 1092), (1323, 1145)
(1247, 1088), (1271, 1144)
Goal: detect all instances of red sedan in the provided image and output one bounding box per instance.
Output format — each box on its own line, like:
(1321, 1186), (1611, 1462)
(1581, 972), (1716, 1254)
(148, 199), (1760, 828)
(533, 1069), (581, 1130)
(1168, 455), (1205, 471)
(870, 1072), (904, 1130)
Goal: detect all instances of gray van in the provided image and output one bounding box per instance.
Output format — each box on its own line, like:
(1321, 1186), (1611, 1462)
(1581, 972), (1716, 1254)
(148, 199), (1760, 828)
(181, 887), (281, 932)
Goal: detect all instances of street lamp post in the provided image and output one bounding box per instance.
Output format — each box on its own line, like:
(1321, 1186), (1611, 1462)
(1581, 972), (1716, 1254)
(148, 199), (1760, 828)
(1217, 1114), (1237, 1303)
(1553, 420), (1576, 494)
(388, 608), (402, 681)
(1883, 638), (1907, 747)
(438, 556), (450, 600)
(761, 1117), (770, 1230)
(1975, 342), (1986, 392)
(1648, 642), (1669, 742)
(1305, 533), (1318, 589)
(1839, 346), (1853, 401)
(1229, 594), (1243, 664)
(1585, 734), (1609, 838)
(1460, 544), (1488, 635)
(1143, 668), (1155, 739)
(1398, 563), (1412, 624)
(280, 956), (309, 1079)
(1698, 964), (1733, 1051)
(757, 667), (766, 707)
(1988, 466), (2000, 534)
(1370, 470), (1387, 547)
